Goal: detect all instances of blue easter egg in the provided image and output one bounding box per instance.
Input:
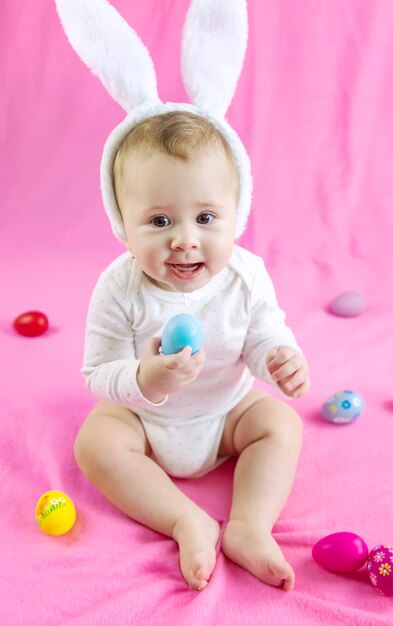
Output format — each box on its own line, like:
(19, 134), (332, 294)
(161, 314), (204, 355)
(322, 390), (365, 424)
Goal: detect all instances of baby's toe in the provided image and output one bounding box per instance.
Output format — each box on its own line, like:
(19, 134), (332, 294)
(268, 560), (295, 591)
(187, 558), (212, 591)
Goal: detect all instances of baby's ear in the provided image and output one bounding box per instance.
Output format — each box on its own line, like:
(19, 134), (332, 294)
(181, 0), (248, 118)
(55, 0), (161, 113)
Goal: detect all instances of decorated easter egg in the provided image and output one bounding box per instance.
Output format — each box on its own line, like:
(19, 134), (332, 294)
(322, 390), (365, 424)
(13, 310), (49, 337)
(161, 314), (203, 355)
(35, 490), (76, 536)
(367, 545), (393, 596)
(329, 291), (365, 317)
(312, 532), (369, 573)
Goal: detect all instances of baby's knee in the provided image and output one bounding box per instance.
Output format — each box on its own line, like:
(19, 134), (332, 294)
(73, 405), (148, 478)
(73, 418), (112, 478)
(73, 423), (98, 476)
(273, 404), (304, 446)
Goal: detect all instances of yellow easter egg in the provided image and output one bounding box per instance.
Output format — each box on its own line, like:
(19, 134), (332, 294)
(35, 490), (76, 536)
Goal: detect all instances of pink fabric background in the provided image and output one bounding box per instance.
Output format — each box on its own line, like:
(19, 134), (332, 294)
(1, 1), (393, 624)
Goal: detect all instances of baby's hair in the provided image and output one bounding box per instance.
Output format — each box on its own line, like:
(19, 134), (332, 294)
(113, 110), (239, 201)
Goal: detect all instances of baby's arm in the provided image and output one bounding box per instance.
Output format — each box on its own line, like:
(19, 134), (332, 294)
(242, 258), (310, 398)
(81, 270), (150, 408)
(81, 267), (205, 407)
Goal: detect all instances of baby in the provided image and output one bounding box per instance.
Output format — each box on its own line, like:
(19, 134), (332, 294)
(76, 110), (310, 592)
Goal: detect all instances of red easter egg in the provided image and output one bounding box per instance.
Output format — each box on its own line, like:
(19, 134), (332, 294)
(367, 545), (393, 597)
(13, 310), (49, 337)
(312, 532), (369, 573)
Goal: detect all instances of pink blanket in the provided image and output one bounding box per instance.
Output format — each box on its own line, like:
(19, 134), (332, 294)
(1, 1), (393, 623)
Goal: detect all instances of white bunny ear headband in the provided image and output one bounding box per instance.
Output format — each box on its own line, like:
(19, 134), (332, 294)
(55, 0), (252, 243)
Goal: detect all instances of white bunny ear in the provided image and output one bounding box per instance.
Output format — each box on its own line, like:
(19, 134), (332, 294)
(181, 0), (248, 117)
(55, 0), (161, 112)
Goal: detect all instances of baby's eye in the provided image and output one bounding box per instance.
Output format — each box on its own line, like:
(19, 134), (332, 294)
(151, 215), (171, 228)
(196, 212), (214, 225)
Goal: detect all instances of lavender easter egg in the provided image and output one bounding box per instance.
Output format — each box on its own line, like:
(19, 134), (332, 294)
(322, 390), (365, 424)
(329, 291), (365, 317)
(367, 545), (393, 596)
(312, 532), (369, 573)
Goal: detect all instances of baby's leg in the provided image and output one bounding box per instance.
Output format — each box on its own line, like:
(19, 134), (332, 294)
(219, 390), (303, 591)
(74, 400), (220, 590)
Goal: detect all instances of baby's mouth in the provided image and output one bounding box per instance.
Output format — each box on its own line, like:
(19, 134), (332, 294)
(167, 262), (204, 279)
(170, 263), (202, 271)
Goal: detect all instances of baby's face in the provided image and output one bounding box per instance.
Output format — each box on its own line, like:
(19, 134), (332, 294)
(117, 146), (238, 292)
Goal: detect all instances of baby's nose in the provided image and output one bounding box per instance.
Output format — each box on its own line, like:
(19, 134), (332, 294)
(170, 224), (200, 250)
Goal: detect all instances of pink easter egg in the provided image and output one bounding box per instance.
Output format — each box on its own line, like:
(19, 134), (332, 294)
(329, 291), (365, 317)
(367, 545), (393, 597)
(312, 532), (369, 573)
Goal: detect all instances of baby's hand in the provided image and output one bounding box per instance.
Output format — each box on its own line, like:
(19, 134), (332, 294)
(137, 337), (206, 404)
(266, 346), (310, 398)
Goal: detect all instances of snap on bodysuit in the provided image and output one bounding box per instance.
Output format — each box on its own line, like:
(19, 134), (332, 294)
(82, 245), (301, 478)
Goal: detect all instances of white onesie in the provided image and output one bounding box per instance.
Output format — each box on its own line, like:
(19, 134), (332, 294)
(82, 245), (301, 478)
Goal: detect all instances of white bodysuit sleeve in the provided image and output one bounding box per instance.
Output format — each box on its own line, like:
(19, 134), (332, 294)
(81, 269), (167, 409)
(242, 258), (302, 392)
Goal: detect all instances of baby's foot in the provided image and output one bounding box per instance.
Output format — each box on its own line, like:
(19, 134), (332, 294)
(172, 512), (221, 591)
(222, 519), (295, 591)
